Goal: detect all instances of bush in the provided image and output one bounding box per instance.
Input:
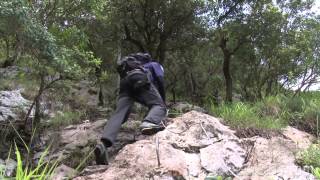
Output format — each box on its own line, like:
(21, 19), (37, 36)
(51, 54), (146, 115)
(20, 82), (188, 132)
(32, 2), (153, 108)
(312, 167), (320, 179)
(297, 144), (320, 168)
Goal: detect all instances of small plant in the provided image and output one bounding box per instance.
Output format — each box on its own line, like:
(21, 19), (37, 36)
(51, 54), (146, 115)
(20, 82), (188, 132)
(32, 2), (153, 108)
(0, 163), (5, 179)
(297, 144), (320, 168)
(312, 167), (320, 179)
(14, 142), (58, 180)
(6, 121), (60, 179)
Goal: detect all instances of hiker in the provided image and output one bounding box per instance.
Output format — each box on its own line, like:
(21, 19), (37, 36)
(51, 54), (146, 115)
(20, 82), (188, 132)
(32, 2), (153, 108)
(94, 53), (167, 165)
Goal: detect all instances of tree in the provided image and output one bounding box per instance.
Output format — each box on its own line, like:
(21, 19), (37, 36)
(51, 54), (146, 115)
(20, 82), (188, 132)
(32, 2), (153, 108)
(0, 0), (100, 131)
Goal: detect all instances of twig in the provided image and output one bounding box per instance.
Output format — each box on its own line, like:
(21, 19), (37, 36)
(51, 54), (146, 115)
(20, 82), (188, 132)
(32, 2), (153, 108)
(161, 120), (187, 135)
(200, 121), (210, 139)
(155, 135), (160, 167)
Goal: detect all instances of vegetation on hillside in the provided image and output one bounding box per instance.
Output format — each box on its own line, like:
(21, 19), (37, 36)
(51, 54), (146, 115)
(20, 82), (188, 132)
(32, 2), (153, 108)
(0, 0), (319, 179)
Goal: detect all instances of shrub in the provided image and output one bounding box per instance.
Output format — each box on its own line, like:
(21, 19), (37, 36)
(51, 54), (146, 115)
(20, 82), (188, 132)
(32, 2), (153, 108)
(297, 144), (320, 168)
(312, 167), (320, 179)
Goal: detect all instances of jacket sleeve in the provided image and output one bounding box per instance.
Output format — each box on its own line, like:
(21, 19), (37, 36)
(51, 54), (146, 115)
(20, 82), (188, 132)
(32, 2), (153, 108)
(156, 76), (166, 103)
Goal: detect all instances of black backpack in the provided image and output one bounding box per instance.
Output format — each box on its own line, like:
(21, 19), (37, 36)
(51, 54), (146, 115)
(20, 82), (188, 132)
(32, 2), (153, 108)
(117, 53), (151, 78)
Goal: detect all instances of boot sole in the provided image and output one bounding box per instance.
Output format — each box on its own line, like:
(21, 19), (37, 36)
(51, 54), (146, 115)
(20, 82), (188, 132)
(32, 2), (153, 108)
(141, 127), (165, 135)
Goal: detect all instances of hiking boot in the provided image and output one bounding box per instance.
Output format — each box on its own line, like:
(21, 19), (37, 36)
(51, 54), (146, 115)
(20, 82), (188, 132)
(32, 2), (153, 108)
(140, 121), (165, 135)
(94, 143), (108, 165)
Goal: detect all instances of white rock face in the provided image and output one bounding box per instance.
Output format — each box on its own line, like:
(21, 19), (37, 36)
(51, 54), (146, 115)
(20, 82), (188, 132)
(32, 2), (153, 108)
(0, 158), (17, 177)
(74, 111), (247, 180)
(237, 136), (315, 180)
(46, 111), (315, 180)
(0, 90), (31, 122)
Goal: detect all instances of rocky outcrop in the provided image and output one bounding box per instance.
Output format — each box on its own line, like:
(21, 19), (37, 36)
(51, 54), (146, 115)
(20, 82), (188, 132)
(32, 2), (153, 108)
(37, 117), (140, 170)
(0, 158), (17, 177)
(0, 90), (31, 122)
(170, 102), (206, 114)
(237, 136), (315, 180)
(0, 66), (20, 78)
(73, 111), (315, 180)
(37, 110), (315, 180)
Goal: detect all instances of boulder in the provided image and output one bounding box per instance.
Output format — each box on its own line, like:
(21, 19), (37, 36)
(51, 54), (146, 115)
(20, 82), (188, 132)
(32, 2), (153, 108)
(74, 111), (246, 179)
(0, 90), (31, 122)
(29, 107), (315, 180)
(38, 118), (139, 168)
(51, 164), (77, 180)
(237, 136), (315, 180)
(0, 158), (17, 177)
(170, 102), (206, 114)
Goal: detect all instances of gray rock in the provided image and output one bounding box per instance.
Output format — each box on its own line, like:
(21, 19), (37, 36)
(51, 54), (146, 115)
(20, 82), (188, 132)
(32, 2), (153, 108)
(51, 164), (77, 180)
(0, 66), (20, 78)
(171, 102), (206, 114)
(237, 136), (315, 180)
(200, 140), (246, 175)
(0, 90), (31, 122)
(74, 111), (239, 180)
(28, 108), (315, 180)
(0, 158), (17, 177)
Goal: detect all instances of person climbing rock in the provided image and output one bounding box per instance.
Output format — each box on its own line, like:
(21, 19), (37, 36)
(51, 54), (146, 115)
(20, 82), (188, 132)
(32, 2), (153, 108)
(94, 52), (167, 165)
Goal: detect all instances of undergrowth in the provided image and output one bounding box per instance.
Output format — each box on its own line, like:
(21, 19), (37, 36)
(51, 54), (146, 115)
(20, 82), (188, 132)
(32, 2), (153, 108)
(210, 92), (320, 133)
(47, 110), (83, 129)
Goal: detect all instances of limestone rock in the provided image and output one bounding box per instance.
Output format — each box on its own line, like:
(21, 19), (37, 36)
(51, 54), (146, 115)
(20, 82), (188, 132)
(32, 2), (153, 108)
(54, 111), (315, 180)
(52, 164), (77, 180)
(74, 111), (244, 180)
(282, 126), (315, 150)
(237, 137), (315, 180)
(170, 102), (206, 114)
(0, 158), (17, 177)
(0, 90), (31, 122)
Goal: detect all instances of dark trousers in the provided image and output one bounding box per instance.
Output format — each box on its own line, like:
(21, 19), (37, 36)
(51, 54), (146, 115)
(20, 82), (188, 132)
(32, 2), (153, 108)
(101, 70), (166, 147)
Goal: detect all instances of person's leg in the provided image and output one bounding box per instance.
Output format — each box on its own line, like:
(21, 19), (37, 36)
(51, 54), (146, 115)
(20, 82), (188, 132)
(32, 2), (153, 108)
(135, 85), (167, 135)
(95, 94), (134, 165)
(101, 95), (134, 147)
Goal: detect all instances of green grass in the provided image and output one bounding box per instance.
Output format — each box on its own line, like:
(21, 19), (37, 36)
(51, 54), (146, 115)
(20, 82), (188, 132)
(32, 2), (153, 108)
(47, 110), (83, 129)
(14, 143), (58, 180)
(210, 92), (320, 133)
(0, 122), (60, 179)
(211, 101), (285, 130)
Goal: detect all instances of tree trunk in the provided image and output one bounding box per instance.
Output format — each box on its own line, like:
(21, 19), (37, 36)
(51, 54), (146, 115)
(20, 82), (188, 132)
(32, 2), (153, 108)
(266, 79), (273, 97)
(219, 35), (233, 103)
(95, 67), (104, 107)
(33, 75), (45, 129)
(157, 34), (167, 64)
(223, 53), (232, 103)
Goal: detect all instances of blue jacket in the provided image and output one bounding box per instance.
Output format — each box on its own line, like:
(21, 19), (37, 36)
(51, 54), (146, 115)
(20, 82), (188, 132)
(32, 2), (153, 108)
(143, 62), (165, 102)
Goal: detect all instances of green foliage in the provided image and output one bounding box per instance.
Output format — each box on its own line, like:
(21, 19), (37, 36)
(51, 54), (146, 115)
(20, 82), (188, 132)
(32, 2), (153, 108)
(14, 142), (58, 180)
(297, 144), (320, 168)
(312, 167), (320, 179)
(211, 92), (320, 132)
(0, 164), (5, 179)
(212, 102), (285, 130)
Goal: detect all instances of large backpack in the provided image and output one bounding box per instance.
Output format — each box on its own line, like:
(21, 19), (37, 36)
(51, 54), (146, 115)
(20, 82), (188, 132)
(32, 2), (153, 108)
(117, 53), (164, 82)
